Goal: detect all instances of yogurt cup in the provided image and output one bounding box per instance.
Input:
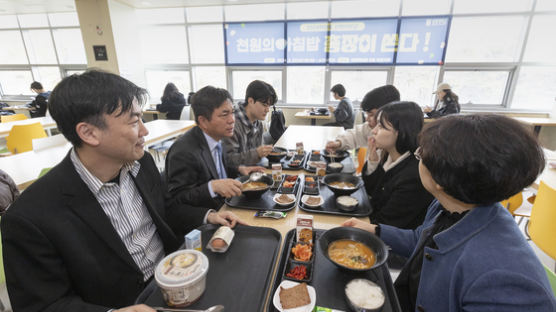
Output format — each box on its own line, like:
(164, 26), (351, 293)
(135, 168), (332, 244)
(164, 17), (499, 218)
(155, 249), (209, 307)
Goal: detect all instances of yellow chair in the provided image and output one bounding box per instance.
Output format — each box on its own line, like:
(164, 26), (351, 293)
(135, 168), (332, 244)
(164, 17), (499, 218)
(1, 114), (28, 123)
(501, 192), (523, 216)
(356, 147), (368, 175)
(529, 181), (556, 270)
(6, 122), (47, 154)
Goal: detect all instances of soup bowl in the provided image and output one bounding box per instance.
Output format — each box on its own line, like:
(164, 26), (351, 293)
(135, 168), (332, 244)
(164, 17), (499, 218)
(323, 173), (362, 196)
(238, 174), (273, 199)
(322, 149), (349, 162)
(267, 147), (287, 163)
(318, 227), (388, 272)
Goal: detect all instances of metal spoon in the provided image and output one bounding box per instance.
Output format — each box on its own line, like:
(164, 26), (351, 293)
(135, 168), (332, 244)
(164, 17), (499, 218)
(242, 171), (263, 184)
(153, 304), (224, 312)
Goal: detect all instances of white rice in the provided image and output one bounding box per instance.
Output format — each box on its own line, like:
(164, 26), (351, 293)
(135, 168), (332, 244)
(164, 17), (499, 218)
(345, 279), (385, 309)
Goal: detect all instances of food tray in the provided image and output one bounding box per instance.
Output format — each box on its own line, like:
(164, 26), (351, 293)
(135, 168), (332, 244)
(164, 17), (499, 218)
(136, 225), (282, 312)
(225, 174), (301, 211)
(267, 229), (401, 312)
(277, 174), (301, 194)
(283, 151), (307, 170)
(304, 154), (356, 174)
(298, 177), (372, 217)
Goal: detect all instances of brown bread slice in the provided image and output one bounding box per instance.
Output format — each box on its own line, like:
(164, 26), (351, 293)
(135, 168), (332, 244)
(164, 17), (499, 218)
(279, 282), (311, 309)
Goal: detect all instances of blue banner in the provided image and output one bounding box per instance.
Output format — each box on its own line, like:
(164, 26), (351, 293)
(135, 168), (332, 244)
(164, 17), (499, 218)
(286, 20), (328, 64)
(328, 19), (398, 64)
(396, 17), (450, 65)
(224, 16), (450, 65)
(224, 22), (285, 64)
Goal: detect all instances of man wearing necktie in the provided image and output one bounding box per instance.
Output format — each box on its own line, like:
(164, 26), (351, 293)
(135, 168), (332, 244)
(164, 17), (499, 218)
(165, 86), (264, 236)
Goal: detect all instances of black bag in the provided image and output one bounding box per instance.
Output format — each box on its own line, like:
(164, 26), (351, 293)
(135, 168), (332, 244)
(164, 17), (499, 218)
(269, 106), (286, 141)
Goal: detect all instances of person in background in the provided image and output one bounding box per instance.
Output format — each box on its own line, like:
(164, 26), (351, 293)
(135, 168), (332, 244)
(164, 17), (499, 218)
(156, 82), (186, 120)
(344, 114), (555, 311)
(1, 70), (245, 312)
(0, 169), (19, 213)
(29, 81), (51, 118)
(362, 101), (433, 229)
(424, 82), (460, 118)
(165, 85), (264, 215)
(222, 80), (275, 168)
(326, 85), (400, 153)
(325, 83), (354, 129)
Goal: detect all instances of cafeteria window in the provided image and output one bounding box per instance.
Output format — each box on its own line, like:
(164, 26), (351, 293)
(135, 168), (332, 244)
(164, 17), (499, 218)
(329, 70), (389, 103)
(145, 70), (191, 104)
(231, 69), (283, 103)
(442, 69), (511, 107)
(0, 70), (34, 96)
(286, 66), (325, 105)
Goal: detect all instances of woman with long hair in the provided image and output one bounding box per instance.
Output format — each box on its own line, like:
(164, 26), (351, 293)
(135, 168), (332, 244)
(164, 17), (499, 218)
(424, 82), (460, 118)
(156, 82), (186, 120)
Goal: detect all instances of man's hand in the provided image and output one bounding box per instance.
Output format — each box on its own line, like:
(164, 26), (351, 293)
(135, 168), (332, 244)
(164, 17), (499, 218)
(423, 106), (432, 113)
(238, 165), (265, 176)
(328, 105), (335, 113)
(113, 304), (156, 312)
(257, 145), (274, 158)
(211, 179), (242, 198)
(342, 218), (377, 234)
(207, 210), (249, 228)
(367, 136), (379, 162)
(325, 140), (341, 153)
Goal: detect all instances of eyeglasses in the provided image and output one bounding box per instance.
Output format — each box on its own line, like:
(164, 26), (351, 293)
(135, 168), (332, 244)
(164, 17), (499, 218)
(414, 146), (422, 161)
(258, 101), (272, 108)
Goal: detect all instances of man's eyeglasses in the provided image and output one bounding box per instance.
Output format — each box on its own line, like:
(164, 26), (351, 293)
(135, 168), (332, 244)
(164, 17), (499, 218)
(258, 101), (272, 108)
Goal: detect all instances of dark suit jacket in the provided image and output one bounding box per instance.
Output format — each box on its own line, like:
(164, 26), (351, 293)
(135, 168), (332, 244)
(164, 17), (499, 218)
(1, 152), (206, 311)
(363, 154), (433, 229)
(165, 126), (238, 214)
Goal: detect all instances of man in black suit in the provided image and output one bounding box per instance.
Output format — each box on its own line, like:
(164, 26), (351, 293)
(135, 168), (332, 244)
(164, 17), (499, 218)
(1, 70), (245, 312)
(165, 86), (263, 233)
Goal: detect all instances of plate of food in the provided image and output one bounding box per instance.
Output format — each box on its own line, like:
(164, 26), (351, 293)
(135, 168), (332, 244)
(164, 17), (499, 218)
(273, 280), (316, 312)
(301, 195), (324, 208)
(273, 193), (296, 206)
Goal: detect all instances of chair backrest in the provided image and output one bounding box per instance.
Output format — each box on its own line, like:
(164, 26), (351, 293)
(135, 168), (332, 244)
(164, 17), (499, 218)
(180, 105), (191, 120)
(32, 134), (67, 151)
(500, 192), (523, 215)
(1, 113), (27, 123)
(6, 122), (47, 154)
(356, 147), (368, 174)
(529, 181), (556, 260)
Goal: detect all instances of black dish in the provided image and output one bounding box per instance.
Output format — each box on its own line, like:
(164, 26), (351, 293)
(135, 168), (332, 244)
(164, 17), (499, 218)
(267, 147), (287, 163)
(318, 227), (388, 272)
(239, 174), (273, 199)
(317, 108), (328, 114)
(323, 173), (363, 196)
(322, 149), (350, 162)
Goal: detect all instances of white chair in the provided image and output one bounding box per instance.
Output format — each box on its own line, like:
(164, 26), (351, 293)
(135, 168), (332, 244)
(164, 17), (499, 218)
(180, 105), (191, 120)
(32, 134), (67, 151)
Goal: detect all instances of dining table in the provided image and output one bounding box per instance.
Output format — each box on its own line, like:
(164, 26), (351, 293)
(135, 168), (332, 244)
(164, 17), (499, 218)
(294, 110), (332, 125)
(0, 116), (57, 137)
(1, 119), (195, 190)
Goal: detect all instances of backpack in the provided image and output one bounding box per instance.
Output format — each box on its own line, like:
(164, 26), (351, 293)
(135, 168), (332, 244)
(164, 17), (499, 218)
(269, 105), (286, 141)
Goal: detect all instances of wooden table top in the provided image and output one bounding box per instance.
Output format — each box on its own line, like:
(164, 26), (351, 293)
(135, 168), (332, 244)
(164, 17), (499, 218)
(0, 116), (57, 137)
(513, 117), (556, 127)
(2, 106), (32, 111)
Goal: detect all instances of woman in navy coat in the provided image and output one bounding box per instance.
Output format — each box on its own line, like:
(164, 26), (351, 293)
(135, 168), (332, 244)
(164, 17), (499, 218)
(344, 114), (555, 311)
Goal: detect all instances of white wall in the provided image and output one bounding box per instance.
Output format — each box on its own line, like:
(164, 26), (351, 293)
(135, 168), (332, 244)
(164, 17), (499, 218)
(108, 0), (146, 88)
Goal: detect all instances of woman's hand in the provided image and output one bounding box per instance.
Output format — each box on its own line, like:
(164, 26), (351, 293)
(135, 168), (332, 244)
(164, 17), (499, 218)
(367, 136), (379, 162)
(342, 218), (377, 234)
